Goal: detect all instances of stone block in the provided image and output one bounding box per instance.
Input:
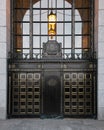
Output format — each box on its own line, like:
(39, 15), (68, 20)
(0, 59), (7, 74)
(0, 27), (6, 43)
(0, 0), (6, 10)
(99, 0), (104, 9)
(0, 43), (6, 58)
(98, 89), (104, 107)
(98, 42), (104, 58)
(0, 74), (7, 90)
(98, 73), (104, 90)
(0, 10), (6, 26)
(0, 89), (6, 108)
(99, 10), (104, 25)
(0, 107), (6, 119)
(98, 26), (104, 42)
(98, 107), (104, 120)
(98, 59), (104, 74)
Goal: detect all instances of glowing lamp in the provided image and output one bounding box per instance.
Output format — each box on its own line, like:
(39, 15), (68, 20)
(48, 11), (56, 39)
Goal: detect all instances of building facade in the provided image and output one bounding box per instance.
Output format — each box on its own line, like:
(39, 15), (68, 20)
(0, 0), (104, 120)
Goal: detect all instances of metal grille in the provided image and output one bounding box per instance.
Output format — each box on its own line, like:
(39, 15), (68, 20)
(64, 72), (95, 117)
(11, 72), (41, 116)
(11, 0), (94, 60)
(8, 61), (97, 118)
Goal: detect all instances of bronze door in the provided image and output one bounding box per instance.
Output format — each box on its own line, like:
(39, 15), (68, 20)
(42, 71), (61, 116)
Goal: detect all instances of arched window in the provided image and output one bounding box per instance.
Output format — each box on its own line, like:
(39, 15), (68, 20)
(12, 0), (93, 59)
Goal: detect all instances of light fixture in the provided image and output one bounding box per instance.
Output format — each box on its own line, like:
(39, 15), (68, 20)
(48, 0), (56, 39)
(16, 49), (21, 52)
(48, 11), (56, 39)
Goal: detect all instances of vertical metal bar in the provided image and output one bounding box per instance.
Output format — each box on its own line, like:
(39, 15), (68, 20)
(41, 69), (44, 114)
(11, 72), (14, 116)
(30, 0), (33, 59)
(18, 73), (21, 115)
(13, 0), (16, 55)
(21, 0), (23, 54)
(71, 0), (75, 58)
(47, 0), (49, 41)
(55, 0), (57, 41)
(41, 0), (44, 114)
(40, 0), (41, 56)
(90, 1), (95, 117)
(7, 69), (12, 116)
(26, 72), (27, 114)
(93, 72), (96, 117)
(91, 0), (94, 58)
(91, 0), (96, 118)
(81, 0), (83, 55)
(60, 68), (64, 116)
(95, 62), (97, 118)
(63, 0), (65, 55)
(9, 0), (14, 116)
(11, 0), (14, 55)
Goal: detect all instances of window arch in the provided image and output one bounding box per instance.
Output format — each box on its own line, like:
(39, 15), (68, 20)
(12, 0), (93, 59)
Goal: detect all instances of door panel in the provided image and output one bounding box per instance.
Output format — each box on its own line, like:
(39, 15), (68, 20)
(43, 71), (61, 116)
(64, 72), (94, 117)
(11, 72), (41, 116)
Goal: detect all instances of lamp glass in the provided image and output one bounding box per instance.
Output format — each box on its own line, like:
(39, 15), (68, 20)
(48, 11), (56, 39)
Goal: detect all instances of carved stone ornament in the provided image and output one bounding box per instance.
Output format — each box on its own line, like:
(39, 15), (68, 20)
(42, 40), (62, 59)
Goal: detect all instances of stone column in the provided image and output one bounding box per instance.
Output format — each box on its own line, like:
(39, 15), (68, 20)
(98, 0), (104, 120)
(0, 0), (7, 119)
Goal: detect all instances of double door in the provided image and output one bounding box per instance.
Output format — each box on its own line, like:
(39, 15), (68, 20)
(8, 68), (96, 118)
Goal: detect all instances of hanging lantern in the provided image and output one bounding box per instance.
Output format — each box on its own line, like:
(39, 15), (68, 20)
(48, 10), (56, 39)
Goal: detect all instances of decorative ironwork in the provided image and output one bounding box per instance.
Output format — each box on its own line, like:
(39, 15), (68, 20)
(64, 72), (94, 116)
(8, 50), (96, 60)
(8, 60), (97, 118)
(11, 0), (95, 58)
(11, 72), (41, 116)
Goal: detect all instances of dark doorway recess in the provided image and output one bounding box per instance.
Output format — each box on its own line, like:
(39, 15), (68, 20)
(43, 71), (61, 117)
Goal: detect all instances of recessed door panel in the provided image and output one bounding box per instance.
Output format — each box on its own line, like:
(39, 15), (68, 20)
(43, 71), (61, 116)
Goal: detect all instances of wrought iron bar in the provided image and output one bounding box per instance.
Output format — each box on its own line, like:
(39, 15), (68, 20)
(30, 0), (33, 59)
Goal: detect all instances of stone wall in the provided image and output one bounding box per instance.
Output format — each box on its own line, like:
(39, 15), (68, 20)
(98, 0), (104, 120)
(0, 0), (7, 119)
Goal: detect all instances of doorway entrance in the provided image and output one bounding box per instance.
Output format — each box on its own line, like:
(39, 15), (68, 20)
(8, 0), (97, 119)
